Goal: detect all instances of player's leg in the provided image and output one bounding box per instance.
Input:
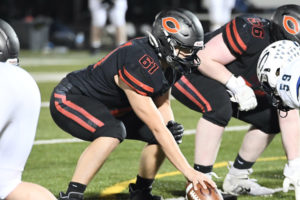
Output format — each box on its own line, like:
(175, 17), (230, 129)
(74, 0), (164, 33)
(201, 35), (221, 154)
(71, 137), (120, 184)
(194, 118), (224, 168)
(138, 144), (165, 179)
(172, 73), (237, 200)
(122, 112), (165, 200)
(279, 109), (300, 161)
(223, 97), (279, 196)
(50, 80), (126, 200)
(278, 109), (300, 197)
(239, 127), (275, 162)
(172, 73), (232, 174)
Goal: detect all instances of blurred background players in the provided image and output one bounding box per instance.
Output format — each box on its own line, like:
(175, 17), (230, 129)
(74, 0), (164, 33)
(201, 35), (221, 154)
(88, 0), (128, 54)
(207, 0), (235, 31)
(0, 19), (56, 200)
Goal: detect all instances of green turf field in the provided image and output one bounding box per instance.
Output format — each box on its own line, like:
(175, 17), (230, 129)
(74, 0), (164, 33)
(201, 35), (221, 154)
(20, 50), (295, 199)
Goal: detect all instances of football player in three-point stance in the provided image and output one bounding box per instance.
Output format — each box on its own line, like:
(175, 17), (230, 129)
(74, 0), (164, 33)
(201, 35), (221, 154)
(257, 40), (300, 200)
(171, 4), (300, 199)
(50, 9), (216, 200)
(0, 19), (56, 200)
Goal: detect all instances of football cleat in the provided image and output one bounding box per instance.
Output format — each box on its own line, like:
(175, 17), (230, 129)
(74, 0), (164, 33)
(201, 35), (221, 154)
(129, 183), (163, 200)
(223, 162), (275, 196)
(204, 172), (237, 200)
(58, 191), (84, 200)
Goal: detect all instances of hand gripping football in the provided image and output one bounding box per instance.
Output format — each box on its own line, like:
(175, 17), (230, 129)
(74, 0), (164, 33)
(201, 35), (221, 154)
(186, 181), (223, 200)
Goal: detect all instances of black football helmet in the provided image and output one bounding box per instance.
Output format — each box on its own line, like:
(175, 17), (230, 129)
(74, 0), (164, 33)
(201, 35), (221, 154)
(0, 19), (20, 65)
(271, 4), (300, 44)
(149, 9), (204, 74)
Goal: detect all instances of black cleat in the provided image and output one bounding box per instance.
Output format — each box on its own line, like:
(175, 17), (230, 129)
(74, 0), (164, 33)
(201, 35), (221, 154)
(129, 183), (163, 200)
(58, 191), (84, 200)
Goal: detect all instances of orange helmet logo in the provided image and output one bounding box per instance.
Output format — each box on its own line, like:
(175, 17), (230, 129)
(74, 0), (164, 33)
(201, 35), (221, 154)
(162, 17), (180, 33)
(283, 15), (299, 35)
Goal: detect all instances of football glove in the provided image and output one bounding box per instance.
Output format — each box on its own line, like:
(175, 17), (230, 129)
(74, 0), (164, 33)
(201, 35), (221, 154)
(283, 158), (300, 200)
(167, 120), (184, 144)
(226, 75), (257, 111)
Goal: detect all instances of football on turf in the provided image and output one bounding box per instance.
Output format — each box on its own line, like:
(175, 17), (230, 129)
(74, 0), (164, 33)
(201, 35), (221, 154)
(186, 181), (223, 200)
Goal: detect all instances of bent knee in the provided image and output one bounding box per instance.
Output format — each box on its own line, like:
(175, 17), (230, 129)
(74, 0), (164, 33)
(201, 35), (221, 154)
(203, 103), (233, 127)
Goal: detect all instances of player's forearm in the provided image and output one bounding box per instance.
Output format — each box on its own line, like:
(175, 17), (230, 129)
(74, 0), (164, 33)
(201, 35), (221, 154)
(151, 126), (192, 173)
(154, 90), (174, 124)
(157, 101), (174, 124)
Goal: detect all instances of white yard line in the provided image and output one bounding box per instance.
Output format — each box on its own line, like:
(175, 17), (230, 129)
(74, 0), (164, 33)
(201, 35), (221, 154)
(36, 71), (250, 146)
(34, 125), (249, 145)
(31, 72), (67, 82)
(22, 57), (89, 67)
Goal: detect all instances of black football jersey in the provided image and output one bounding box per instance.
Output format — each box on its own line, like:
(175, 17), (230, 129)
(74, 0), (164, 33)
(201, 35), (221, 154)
(205, 14), (275, 95)
(66, 37), (175, 109)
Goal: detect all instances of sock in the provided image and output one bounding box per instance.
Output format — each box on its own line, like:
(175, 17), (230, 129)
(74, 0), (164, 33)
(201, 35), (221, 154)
(135, 175), (154, 190)
(66, 182), (87, 195)
(194, 164), (213, 173)
(233, 154), (255, 169)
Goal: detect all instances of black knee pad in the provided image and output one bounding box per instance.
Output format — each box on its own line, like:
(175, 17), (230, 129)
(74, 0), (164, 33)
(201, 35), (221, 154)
(254, 125), (280, 135)
(203, 102), (233, 127)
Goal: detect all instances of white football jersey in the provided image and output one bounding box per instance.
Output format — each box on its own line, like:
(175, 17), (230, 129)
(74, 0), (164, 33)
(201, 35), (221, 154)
(0, 62), (41, 199)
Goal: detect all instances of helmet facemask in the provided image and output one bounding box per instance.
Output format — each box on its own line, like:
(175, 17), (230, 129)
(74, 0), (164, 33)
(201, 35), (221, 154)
(162, 30), (203, 74)
(260, 78), (290, 112)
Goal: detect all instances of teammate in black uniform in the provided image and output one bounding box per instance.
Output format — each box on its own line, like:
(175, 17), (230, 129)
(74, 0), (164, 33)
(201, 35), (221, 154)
(172, 4), (300, 198)
(50, 9), (216, 200)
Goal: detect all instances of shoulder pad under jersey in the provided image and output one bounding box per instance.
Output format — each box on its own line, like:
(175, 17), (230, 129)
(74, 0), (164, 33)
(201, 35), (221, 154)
(118, 48), (163, 96)
(222, 15), (271, 57)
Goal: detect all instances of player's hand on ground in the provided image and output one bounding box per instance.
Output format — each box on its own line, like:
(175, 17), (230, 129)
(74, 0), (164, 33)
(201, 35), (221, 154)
(185, 167), (217, 190)
(226, 75), (257, 111)
(283, 159), (300, 200)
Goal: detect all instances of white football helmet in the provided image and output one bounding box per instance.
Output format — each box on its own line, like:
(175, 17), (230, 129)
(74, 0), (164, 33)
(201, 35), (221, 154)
(257, 40), (300, 110)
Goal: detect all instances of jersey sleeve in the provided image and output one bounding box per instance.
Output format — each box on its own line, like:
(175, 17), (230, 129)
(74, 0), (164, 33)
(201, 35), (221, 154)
(118, 48), (161, 96)
(222, 15), (270, 57)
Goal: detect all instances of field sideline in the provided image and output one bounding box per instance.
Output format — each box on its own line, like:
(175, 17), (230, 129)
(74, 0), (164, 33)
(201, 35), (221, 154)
(19, 51), (296, 199)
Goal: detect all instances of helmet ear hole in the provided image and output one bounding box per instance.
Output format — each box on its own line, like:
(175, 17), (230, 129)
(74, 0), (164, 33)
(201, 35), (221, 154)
(276, 68), (280, 76)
